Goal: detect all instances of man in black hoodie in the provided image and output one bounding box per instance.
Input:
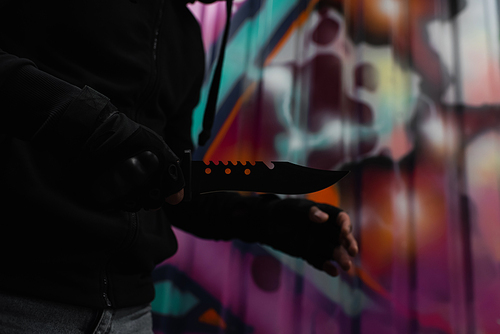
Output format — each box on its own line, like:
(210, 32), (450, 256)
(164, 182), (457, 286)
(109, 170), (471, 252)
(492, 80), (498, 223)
(0, 0), (358, 332)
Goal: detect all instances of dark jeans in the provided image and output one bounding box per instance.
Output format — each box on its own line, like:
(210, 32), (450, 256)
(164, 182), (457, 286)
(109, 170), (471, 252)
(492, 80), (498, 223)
(0, 293), (153, 334)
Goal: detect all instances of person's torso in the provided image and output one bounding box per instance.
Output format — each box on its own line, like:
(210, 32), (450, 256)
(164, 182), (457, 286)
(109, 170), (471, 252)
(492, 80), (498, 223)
(0, 0), (205, 308)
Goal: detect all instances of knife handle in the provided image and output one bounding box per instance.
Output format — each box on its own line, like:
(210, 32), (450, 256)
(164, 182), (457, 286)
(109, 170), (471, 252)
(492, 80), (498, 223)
(181, 150), (192, 202)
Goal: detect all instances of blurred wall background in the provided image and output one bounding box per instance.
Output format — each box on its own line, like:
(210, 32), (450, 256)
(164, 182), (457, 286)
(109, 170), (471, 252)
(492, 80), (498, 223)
(153, 1), (500, 333)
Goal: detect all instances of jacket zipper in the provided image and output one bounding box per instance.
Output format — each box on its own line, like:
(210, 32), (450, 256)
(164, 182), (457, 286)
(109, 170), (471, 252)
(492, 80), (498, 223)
(102, 276), (112, 307)
(100, 1), (164, 309)
(152, 0), (164, 62)
(101, 212), (139, 308)
(135, 0), (165, 122)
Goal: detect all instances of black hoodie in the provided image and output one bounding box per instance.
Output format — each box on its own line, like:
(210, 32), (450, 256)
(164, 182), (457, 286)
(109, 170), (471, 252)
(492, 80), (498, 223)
(0, 0), (344, 310)
(0, 0), (247, 309)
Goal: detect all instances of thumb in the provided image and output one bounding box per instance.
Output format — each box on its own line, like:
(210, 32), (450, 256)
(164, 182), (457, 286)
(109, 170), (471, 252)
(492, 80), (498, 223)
(309, 206), (329, 223)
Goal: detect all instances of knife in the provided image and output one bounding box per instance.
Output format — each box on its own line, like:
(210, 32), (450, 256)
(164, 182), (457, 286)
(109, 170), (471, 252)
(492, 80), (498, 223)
(180, 150), (349, 201)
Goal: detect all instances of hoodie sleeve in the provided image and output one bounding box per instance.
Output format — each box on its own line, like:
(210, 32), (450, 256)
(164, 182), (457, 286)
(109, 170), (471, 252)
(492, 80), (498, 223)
(166, 192), (278, 242)
(167, 191), (345, 271)
(0, 50), (115, 150)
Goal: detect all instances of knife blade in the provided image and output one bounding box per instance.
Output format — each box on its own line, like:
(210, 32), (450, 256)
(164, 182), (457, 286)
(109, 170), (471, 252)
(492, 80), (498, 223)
(181, 150), (348, 201)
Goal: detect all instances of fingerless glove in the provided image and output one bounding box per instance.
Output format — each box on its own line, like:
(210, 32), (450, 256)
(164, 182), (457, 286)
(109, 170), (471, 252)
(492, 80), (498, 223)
(259, 196), (343, 270)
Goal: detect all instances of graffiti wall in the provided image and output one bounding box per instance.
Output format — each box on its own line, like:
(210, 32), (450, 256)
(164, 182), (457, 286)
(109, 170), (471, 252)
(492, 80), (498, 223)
(153, 0), (500, 333)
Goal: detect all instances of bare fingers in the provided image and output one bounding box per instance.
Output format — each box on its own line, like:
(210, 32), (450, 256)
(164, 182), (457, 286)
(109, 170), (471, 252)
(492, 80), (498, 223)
(337, 212), (358, 257)
(309, 206), (359, 276)
(165, 188), (184, 205)
(309, 206), (329, 223)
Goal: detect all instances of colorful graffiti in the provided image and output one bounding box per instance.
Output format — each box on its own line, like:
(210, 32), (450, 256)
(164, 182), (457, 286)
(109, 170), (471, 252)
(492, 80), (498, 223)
(153, 0), (500, 333)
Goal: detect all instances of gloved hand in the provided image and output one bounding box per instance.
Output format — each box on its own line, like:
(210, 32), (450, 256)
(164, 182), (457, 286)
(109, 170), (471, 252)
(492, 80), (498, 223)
(78, 112), (184, 211)
(29, 85), (184, 211)
(261, 197), (357, 274)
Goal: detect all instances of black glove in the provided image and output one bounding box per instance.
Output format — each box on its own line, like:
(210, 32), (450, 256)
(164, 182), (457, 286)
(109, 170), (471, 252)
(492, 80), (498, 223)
(77, 111), (184, 211)
(30, 85), (183, 211)
(260, 196), (343, 270)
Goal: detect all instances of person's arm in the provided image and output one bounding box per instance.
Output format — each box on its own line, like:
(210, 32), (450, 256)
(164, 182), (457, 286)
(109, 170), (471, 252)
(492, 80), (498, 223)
(167, 192), (358, 276)
(0, 49), (184, 210)
(0, 50), (82, 142)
